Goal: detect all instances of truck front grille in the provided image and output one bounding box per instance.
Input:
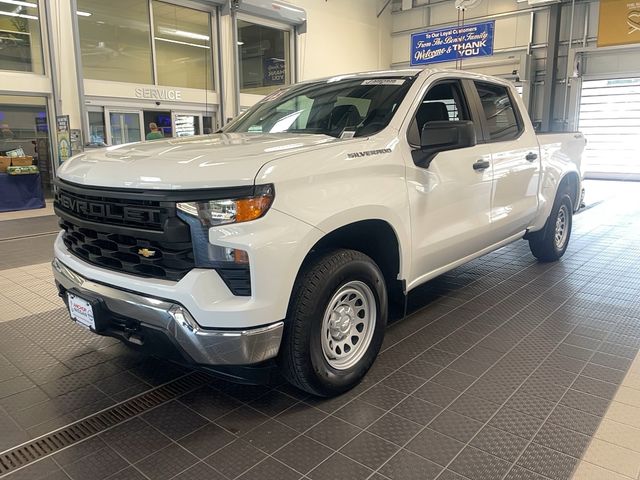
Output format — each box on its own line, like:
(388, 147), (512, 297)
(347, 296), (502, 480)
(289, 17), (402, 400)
(60, 219), (194, 281)
(55, 187), (167, 230)
(54, 182), (253, 294)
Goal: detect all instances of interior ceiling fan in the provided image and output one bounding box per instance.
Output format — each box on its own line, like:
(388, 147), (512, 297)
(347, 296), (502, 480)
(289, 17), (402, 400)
(454, 0), (483, 10)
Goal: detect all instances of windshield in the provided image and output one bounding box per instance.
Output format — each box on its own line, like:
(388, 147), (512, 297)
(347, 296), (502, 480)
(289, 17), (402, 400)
(224, 76), (415, 138)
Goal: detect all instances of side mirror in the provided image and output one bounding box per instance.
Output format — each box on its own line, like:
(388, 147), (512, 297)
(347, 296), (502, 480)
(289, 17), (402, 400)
(413, 120), (477, 168)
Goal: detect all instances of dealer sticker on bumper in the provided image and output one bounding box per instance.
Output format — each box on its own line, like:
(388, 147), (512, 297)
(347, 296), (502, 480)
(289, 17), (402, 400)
(67, 293), (95, 330)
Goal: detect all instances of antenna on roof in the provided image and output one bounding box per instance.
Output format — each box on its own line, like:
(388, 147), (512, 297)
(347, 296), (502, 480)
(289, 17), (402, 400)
(454, 0), (482, 69)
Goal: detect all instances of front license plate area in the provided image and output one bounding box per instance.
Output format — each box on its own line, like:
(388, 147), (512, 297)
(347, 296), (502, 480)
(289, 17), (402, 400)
(67, 292), (96, 330)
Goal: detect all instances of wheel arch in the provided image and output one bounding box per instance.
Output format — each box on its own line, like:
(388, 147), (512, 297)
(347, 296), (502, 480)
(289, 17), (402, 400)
(558, 171), (580, 211)
(291, 219), (406, 320)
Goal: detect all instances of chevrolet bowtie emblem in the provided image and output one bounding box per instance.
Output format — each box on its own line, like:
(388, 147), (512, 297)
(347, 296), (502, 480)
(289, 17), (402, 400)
(138, 248), (157, 258)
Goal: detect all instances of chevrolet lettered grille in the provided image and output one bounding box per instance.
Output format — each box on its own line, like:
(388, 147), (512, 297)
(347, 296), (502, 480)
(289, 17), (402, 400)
(60, 220), (194, 281)
(55, 186), (195, 282)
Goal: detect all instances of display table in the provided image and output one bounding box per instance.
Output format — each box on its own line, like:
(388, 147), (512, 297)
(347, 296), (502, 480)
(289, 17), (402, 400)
(0, 172), (46, 212)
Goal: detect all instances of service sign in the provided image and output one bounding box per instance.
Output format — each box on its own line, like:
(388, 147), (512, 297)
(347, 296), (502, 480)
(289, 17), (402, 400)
(410, 21), (495, 66)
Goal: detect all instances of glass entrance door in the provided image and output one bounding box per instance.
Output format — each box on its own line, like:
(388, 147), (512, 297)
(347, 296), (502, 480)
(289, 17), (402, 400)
(109, 111), (142, 145)
(173, 113), (201, 137)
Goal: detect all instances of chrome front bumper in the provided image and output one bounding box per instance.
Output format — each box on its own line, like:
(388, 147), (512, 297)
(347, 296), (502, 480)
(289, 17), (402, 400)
(52, 258), (284, 366)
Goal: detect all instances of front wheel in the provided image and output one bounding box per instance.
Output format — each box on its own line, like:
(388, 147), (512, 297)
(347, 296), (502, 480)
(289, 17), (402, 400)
(528, 193), (573, 262)
(280, 249), (387, 397)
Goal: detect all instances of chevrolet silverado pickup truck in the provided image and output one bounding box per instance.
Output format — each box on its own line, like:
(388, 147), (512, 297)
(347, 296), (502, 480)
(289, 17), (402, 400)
(53, 69), (585, 396)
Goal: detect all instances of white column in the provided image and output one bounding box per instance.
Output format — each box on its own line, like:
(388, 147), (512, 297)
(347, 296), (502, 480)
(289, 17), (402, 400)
(218, 8), (239, 122)
(48, 0), (83, 131)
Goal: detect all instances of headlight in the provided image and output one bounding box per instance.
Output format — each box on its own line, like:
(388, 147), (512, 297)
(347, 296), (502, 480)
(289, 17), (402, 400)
(176, 184), (274, 227)
(174, 185), (274, 296)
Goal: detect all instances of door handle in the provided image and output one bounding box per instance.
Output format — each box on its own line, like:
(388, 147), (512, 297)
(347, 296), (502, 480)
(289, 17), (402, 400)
(473, 160), (491, 171)
(526, 152), (538, 162)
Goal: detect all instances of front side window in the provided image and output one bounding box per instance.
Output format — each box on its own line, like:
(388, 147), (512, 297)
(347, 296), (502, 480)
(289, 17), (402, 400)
(152, 1), (213, 90)
(225, 77), (415, 138)
(77, 0), (153, 84)
(237, 20), (290, 95)
(408, 81), (469, 146)
(474, 82), (521, 141)
(0, 1), (44, 74)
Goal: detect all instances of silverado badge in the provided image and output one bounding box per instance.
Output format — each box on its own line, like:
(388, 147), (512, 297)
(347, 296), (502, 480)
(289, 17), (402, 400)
(138, 248), (157, 258)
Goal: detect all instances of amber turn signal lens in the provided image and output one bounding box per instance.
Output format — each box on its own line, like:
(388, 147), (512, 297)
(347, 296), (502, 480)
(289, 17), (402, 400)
(235, 195), (273, 223)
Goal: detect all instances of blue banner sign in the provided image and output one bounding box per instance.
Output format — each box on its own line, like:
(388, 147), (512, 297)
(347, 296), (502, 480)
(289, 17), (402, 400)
(410, 20), (495, 66)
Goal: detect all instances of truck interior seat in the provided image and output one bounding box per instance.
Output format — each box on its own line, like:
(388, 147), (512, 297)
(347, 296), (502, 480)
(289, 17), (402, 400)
(416, 101), (449, 133)
(328, 104), (362, 133)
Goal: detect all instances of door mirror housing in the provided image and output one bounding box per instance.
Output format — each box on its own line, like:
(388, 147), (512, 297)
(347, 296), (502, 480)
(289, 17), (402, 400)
(413, 120), (477, 168)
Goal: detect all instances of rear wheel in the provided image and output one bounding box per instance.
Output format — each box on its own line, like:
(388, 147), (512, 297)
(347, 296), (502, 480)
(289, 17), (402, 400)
(528, 193), (573, 262)
(280, 249), (387, 397)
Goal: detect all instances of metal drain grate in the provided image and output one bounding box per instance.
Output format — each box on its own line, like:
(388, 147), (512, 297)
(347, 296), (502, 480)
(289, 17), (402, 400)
(0, 371), (211, 477)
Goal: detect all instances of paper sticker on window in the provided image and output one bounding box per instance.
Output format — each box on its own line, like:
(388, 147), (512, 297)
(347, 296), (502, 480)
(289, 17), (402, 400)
(361, 79), (406, 86)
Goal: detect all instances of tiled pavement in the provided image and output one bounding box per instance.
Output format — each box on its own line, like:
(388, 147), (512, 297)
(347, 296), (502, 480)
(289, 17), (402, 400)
(1, 180), (640, 480)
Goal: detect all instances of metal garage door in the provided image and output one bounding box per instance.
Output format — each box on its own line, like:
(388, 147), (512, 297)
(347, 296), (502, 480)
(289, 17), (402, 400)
(578, 78), (640, 179)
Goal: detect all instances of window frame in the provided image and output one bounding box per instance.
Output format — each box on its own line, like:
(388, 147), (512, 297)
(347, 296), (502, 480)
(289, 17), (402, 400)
(235, 12), (296, 108)
(469, 80), (525, 144)
(150, 0), (217, 91)
(406, 78), (480, 148)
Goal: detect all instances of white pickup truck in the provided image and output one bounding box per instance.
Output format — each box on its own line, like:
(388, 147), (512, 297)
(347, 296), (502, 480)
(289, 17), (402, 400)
(53, 69), (585, 396)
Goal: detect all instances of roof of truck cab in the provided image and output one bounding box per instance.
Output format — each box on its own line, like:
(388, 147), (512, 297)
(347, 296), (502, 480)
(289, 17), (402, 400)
(306, 68), (492, 84)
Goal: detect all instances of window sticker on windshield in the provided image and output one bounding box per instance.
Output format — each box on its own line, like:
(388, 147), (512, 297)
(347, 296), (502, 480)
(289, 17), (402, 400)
(361, 79), (406, 86)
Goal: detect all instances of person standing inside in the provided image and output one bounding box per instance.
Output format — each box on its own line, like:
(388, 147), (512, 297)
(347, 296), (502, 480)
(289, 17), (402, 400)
(146, 123), (164, 141)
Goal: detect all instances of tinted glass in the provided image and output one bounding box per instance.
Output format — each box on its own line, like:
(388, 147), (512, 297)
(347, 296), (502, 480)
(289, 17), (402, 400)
(409, 82), (469, 145)
(77, 0), (153, 83)
(225, 77), (414, 137)
(475, 81), (520, 141)
(153, 1), (213, 90)
(0, 2), (43, 74)
(88, 111), (106, 145)
(0, 96), (51, 196)
(238, 20), (290, 95)
(109, 112), (142, 145)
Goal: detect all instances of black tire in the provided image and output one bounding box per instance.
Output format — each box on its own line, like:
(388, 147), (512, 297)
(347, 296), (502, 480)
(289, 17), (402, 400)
(280, 249), (387, 397)
(528, 193), (573, 262)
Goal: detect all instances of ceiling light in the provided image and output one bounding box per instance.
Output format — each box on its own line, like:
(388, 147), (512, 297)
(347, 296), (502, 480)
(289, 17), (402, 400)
(154, 37), (210, 49)
(0, 9), (37, 20)
(237, 41), (244, 45)
(0, 0), (37, 8)
(76, 10), (92, 16)
(157, 27), (209, 41)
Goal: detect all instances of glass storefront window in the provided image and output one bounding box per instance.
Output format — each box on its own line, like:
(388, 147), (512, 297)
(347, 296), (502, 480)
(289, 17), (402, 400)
(152, 1), (213, 90)
(0, 96), (51, 212)
(237, 20), (290, 95)
(109, 112), (142, 145)
(0, 2), (44, 74)
(88, 111), (106, 146)
(174, 114), (199, 137)
(77, 0), (153, 84)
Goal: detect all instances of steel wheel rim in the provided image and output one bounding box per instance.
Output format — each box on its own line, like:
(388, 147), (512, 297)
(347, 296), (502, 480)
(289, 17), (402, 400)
(321, 280), (376, 370)
(555, 204), (569, 249)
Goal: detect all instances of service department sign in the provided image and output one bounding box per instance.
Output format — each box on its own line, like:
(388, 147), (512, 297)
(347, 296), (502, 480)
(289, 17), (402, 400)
(410, 21), (495, 66)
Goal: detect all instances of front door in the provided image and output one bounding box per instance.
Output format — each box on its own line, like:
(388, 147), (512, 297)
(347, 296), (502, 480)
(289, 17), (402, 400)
(173, 113), (201, 137)
(471, 81), (540, 240)
(401, 79), (494, 289)
(108, 111), (143, 145)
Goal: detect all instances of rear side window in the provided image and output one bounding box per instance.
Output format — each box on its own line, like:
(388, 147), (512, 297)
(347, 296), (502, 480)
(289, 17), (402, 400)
(474, 81), (521, 141)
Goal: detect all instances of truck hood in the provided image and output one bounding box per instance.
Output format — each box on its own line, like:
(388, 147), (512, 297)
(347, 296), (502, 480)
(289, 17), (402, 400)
(57, 133), (336, 190)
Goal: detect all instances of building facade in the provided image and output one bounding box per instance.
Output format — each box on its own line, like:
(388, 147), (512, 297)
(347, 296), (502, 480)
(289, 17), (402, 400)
(0, 0), (392, 208)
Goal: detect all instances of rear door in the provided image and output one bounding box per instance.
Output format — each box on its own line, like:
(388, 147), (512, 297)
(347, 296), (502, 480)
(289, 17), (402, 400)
(471, 81), (540, 240)
(401, 77), (495, 288)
